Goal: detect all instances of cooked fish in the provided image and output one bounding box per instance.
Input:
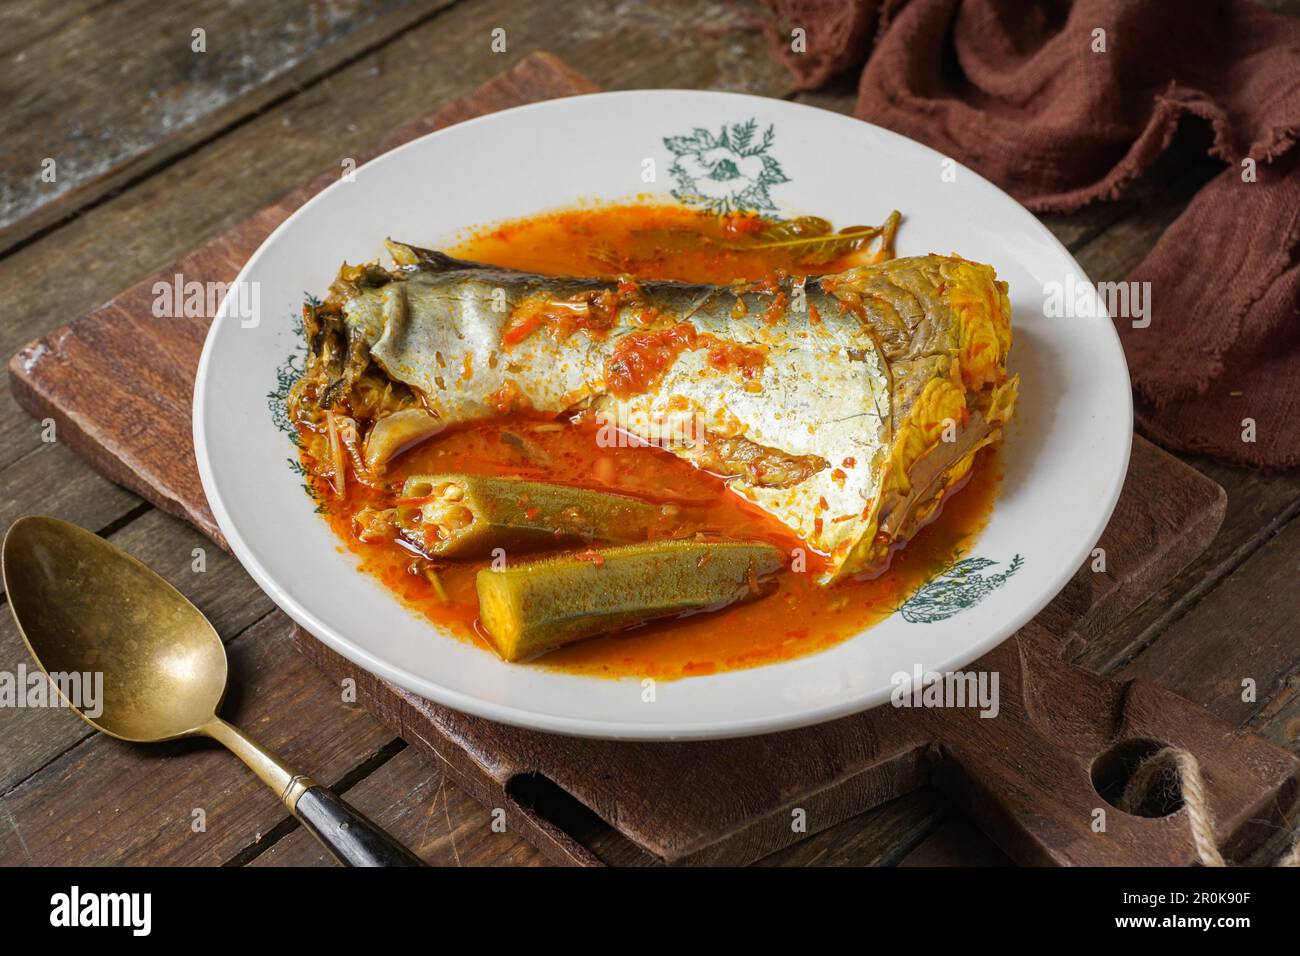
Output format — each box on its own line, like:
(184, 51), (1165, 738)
(289, 242), (1018, 583)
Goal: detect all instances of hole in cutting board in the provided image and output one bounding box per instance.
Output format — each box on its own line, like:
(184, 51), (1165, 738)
(1090, 738), (1184, 818)
(505, 773), (661, 865)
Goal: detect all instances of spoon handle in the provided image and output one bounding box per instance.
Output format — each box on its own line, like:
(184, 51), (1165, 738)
(204, 718), (424, 867)
(294, 786), (425, 866)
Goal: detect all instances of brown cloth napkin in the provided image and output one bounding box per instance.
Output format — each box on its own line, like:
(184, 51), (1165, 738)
(763, 0), (1300, 469)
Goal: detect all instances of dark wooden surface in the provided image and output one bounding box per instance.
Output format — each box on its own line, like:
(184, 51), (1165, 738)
(2, 0), (1299, 867)
(13, 52), (1298, 866)
(8, 52), (600, 548)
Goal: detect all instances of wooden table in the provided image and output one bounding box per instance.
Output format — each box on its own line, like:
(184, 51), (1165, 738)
(1, 0), (1297, 867)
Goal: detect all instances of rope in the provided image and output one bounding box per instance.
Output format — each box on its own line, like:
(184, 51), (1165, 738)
(1121, 746), (1299, 867)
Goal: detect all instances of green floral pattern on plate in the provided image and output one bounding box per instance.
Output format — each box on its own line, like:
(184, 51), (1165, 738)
(267, 304), (326, 513)
(899, 555), (1024, 624)
(664, 118), (789, 214)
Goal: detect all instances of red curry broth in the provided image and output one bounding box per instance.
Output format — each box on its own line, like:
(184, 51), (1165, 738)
(304, 203), (1002, 680)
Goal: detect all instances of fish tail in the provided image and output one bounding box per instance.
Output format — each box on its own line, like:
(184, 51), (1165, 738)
(384, 239), (489, 274)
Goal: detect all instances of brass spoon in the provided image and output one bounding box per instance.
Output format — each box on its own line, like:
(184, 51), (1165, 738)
(2, 515), (423, 867)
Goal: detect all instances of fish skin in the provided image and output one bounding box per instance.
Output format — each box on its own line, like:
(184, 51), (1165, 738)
(333, 243), (1016, 583)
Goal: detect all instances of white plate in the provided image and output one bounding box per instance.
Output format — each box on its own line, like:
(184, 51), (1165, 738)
(194, 90), (1131, 740)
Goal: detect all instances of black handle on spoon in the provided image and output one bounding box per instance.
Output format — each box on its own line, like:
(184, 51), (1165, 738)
(293, 785), (425, 867)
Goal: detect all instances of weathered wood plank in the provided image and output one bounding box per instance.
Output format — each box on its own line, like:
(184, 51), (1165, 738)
(755, 790), (947, 866)
(0, 0), (107, 51)
(0, 442), (141, 564)
(0, 611), (393, 866)
(897, 816), (1014, 867)
(1036, 437), (1225, 658)
(1248, 670), (1300, 755)
(0, 508), (276, 793)
(1076, 459), (1300, 675)
(1117, 513), (1300, 729)
(0, 0), (456, 250)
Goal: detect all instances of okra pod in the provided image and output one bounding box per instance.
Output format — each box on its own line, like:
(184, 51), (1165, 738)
(475, 539), (785, 661)
(401, 474), (675, 558)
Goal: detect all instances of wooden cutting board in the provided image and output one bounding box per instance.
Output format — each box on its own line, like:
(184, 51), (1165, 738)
(10, 52), (1298, 867)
